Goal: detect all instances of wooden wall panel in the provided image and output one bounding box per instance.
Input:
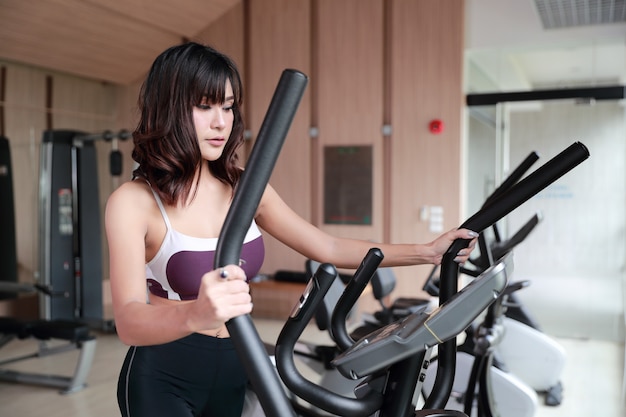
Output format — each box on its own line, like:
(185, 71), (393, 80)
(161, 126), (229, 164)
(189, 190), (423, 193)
(247, 0), (312, 274)
(2, 0), (466, 316)
(316, 0), (384, 245)
(194, 3), (246, 77)
(389, 0), (465, 296)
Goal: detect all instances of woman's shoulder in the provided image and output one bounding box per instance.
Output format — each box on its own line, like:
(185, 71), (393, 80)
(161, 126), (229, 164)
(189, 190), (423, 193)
(106, 179), (155, 214)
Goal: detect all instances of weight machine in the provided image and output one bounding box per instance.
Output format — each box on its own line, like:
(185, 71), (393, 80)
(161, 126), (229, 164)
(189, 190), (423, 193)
(38, 129), (129, 330)
(0, 136), (18, 300)
(0, 132), (120, 393)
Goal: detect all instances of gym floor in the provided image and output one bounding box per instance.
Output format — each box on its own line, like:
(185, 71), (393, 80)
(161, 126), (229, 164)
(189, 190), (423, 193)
(0, 317), (623, 417)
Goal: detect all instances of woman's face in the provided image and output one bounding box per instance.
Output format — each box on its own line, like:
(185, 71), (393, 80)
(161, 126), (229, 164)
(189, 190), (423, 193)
(193, 80), (235, 162)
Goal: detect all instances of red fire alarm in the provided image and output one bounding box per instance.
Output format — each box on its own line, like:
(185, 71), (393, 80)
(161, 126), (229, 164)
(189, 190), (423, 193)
(429, 119), (444, 134)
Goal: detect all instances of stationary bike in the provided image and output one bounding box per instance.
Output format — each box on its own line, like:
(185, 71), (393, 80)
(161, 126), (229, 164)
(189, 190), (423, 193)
(420, 159), (572, 415)
(463, 216), (566, 407)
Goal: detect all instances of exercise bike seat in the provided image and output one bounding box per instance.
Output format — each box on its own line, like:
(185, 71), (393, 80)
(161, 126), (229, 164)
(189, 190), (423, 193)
(371, 267), (430, 321)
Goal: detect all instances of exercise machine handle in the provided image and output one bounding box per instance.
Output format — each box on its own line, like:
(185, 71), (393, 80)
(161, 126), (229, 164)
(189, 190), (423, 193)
(490, 211), (542, 261)
(486, 150), (538, 242)
(275, 262), (384, 416)
(213, 69), (308, 417)
(425, 141), (589, 409)
(331, 247), (384, 351)
(482, 150), (539, 209)
(445, 141), (589, 271)
(468, 211), (542, 273)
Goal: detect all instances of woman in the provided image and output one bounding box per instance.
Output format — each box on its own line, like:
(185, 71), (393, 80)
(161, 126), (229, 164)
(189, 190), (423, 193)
(105, 42), (477, 417)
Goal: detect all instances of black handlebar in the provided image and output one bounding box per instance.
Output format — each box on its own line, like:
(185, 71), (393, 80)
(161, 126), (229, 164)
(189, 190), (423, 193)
(211, 66), (589, 415)
(482, 151), (539, 210)
(275, 262), (384, 416)
(424, 141), (589, 409)
(331, 248), (384, 351)
(213, 69), (308, 417)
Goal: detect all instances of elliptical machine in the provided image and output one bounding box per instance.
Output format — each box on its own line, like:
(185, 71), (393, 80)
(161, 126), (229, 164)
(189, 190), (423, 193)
(211, 68), (589, 416)
(459, 212), (567, 407)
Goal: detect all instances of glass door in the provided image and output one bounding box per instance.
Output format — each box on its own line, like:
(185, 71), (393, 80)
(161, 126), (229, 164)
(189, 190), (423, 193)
(466, 98), (625, 342)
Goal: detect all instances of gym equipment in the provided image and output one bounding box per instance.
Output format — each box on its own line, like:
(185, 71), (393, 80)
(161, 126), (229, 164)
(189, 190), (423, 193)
(292, 259), (364, 398)
(0, 136), (18, 300)
(422, 264), (540, 417)
(216, 70), (466, 417)
(368, 267), (432, 323)
(38, 129), (128, 330)
(464, 213), (567, 406)
(214, 66), (589, 415)
(421, 155), (567, 410)
(274, 255), (435, 410)
(214, 69), (309, 417)
(419, 145), (589, 416)
(0, 136), (98, 394)
(276, 251), (508, 417)
(420, 217), (549, 416)
(0, 281), (97, 394)
(494, 317), (566, 404)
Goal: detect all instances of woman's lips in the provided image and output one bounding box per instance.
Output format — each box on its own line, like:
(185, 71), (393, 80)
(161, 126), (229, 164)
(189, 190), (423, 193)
(206, 137), (225, 146)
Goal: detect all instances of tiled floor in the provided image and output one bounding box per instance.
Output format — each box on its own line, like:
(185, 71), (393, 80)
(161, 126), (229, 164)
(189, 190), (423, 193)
(0, 316), (623, 416)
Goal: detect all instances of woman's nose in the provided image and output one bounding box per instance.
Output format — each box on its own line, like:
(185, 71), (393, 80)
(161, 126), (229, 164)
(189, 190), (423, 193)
(212, 110), (226, 129)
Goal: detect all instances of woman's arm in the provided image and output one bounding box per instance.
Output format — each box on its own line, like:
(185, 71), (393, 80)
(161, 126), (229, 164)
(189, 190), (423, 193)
(105, 182), (251, 346)
(255, 184), (477, 270)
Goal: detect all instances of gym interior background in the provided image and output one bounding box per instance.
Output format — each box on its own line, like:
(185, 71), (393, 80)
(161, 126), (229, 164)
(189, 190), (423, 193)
(0, 0), (624, 414)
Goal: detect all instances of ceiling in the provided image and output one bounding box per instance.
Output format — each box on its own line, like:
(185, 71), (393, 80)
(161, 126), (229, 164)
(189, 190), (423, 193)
(466, 0), (626, 92)
(0, 0), (624, 89)
(0, 0), (240, 85)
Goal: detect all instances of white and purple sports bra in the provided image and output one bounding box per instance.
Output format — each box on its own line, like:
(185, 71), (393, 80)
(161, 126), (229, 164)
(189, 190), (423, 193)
(145, 188), (265, 301)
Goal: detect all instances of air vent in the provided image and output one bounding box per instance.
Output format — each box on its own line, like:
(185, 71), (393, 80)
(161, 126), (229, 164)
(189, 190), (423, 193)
(534, 0), (626, 29)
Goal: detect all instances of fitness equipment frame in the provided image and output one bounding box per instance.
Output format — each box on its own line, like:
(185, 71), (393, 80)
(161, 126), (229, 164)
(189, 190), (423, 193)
(274, 249), (505, 417)
(423, 143), (589, 413)
(421, 154), (567, 413)
(213, 67), (589, 415)
(0, 136), (18, 300)
(0, 136), (98, 393)
(0, 310), (97, 394)
(38, 129), (127, 330)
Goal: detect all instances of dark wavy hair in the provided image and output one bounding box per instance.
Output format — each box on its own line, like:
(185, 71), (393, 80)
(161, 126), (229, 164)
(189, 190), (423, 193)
(132, 42), (244, 205)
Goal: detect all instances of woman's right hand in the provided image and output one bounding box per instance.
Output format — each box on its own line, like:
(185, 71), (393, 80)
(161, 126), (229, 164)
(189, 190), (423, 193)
(187, 264), (253, 333)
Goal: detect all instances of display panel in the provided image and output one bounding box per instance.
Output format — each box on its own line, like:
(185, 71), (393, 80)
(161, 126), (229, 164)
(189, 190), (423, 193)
(323, 145), (372, 225)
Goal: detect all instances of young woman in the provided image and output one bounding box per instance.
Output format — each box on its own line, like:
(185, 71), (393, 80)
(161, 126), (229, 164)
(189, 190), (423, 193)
(105, 42), (477, 417)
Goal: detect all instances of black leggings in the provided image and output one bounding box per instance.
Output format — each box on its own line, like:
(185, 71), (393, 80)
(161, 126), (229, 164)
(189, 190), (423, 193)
(117, 334), (248, 417)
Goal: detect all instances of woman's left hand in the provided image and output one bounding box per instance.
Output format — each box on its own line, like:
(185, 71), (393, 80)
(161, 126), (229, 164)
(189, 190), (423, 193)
(428, 228), (478, 265)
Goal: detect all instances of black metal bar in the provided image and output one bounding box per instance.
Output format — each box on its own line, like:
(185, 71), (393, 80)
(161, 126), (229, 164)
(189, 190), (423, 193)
(213, 69), (308, 417)
(331, 247), (384, 351)
(482, 151), (539, 209)
(274, 262), (383, 416)
(424, 141), (589, 409)
(378, 352), (426, 417)
(466, 85), (625, 106)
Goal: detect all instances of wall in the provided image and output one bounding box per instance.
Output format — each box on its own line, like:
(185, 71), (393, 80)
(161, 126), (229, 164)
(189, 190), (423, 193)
(197, 0), (465, 297)
(1, 0), (465, 316)
(0, 60), (126, 316)
(387, 0), (465, 295)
